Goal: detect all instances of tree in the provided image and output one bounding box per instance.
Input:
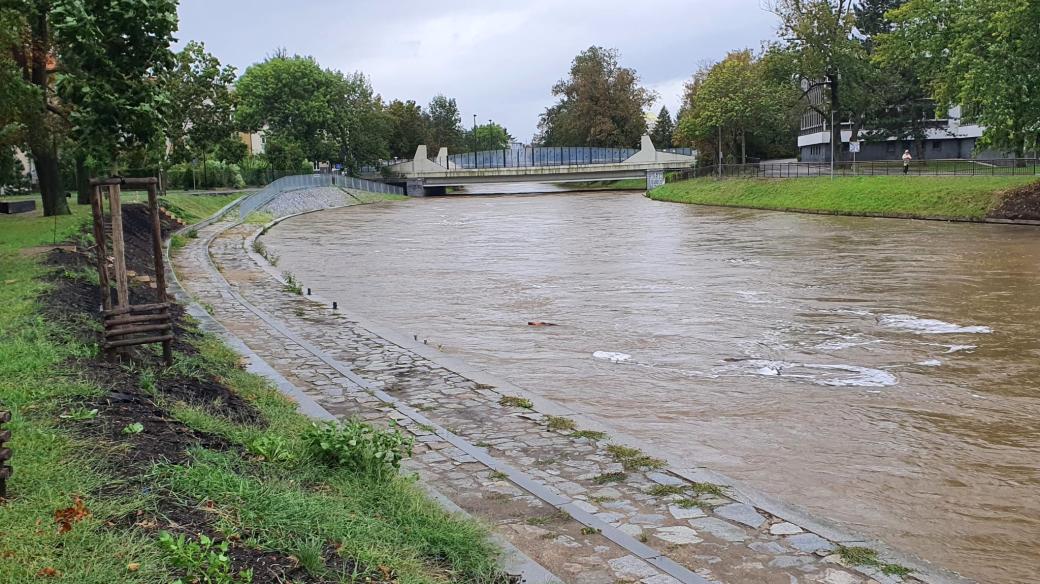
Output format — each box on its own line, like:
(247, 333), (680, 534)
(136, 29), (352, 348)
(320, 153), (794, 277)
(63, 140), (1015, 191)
(675, 50), (791, 165)
(1, 0), (178, 215)
(650, 106), (675, 149)
(466, 122), (513, 151)
(425, 95), (464, 153)
(236, 54), (336, 165)
(236, 54), (389, 171)
(766, 0), (876, 162)
(385, 99), (427, 159)
(165, 41), (238, 166)
(536, 46), (656, 147)
(876, 0), (1040, 156)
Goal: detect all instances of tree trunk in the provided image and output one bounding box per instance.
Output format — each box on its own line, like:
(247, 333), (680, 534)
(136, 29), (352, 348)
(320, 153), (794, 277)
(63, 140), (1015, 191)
(35, 148), (68, 216)
(76, 154), (91, 205)
(741, 130), (747, 165)
(28, 6), (69, 216)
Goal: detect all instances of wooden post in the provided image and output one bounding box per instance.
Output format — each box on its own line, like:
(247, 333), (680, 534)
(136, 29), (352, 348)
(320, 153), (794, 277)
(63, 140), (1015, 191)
(89, 185), (112, 311)
(146, 182), (173, 365)
(107, 183), (130, 310)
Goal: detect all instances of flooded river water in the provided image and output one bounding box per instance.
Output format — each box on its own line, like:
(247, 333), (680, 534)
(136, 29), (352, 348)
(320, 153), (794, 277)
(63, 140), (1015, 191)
(263, 190), (1040, 583)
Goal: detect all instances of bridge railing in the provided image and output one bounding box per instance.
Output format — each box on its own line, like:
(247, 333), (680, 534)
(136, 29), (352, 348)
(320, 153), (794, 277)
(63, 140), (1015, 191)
(665, 158), (1040, 182)
(447, 146), (641, 170)
(238, 173), (404, 218)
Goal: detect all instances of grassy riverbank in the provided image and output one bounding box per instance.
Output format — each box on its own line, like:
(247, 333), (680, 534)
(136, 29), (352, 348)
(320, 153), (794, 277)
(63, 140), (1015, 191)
(649, 176), (1040, 220)
(0, 197), (503, 583)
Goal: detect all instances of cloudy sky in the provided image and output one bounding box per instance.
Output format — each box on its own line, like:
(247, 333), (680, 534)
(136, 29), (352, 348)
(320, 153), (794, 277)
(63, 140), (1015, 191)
(177, 0), (779, 143)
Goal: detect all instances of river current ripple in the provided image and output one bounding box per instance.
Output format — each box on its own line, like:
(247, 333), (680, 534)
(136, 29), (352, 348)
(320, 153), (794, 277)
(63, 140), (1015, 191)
(264, 191), (1040, 584)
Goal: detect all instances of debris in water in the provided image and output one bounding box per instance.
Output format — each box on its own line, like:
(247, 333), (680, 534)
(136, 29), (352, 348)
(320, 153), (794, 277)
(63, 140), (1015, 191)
(528, 321), (558, 327)
(593, 351), (631, 363)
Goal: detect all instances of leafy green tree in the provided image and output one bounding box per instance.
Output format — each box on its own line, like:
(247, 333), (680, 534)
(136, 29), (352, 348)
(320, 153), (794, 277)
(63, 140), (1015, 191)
(165, 41), (238, 166)
(236, 54), (336, 165)
(876, 0), (1040, 156)
(536, 46), (656, 148)
(766, 0), (876, 162)
(676, 50), (790, 164)
(424, 94), (464, 153)
(385, 99), (428, 159)
(1, 0), (178, 215)
(650, 106), (675, 149)
(466, 122), (513, 151)
(236, 54), (389, 171)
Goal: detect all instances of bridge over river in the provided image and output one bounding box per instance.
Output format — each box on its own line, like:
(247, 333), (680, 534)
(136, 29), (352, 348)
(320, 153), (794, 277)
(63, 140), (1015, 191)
(382, 135), (696, 196)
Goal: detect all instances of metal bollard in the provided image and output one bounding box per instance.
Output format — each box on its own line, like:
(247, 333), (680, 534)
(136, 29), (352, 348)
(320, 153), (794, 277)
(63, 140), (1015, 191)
(332, 302), (338, 310)
(0, 410), (11, 500)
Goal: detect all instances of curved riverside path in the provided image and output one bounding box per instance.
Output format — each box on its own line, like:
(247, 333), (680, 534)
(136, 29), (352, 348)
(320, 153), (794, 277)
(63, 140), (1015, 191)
(171, 201), (968, 584)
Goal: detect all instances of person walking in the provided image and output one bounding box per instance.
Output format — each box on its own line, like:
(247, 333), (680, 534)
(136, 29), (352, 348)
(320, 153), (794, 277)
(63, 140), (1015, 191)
(902, 149), (913, 174)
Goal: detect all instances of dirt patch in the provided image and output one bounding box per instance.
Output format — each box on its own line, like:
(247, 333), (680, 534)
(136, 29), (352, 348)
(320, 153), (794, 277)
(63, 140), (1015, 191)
(988, 181), (1040, 220)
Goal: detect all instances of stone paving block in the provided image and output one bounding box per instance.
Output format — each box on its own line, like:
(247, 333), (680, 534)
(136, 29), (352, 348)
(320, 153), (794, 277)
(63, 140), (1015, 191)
(787, 532), (837, 553)
(653, 525), (703, 545)
(770, 522), (805, 535)
(608, 555), (659, 580)
(688, 517), (750, 543)
(668, 504), (707, 520)
(713, 503), (767, 529)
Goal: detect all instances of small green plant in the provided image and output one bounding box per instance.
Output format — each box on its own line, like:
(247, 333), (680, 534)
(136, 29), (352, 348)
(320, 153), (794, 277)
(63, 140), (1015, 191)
(546, 416), (576, 431)
(251, 239), (279, 266)
(248, 435), (295, 463)
(837, 545), (911, 576)
(580, 526), (601, 535)
(689, 481), (727, 497)
(140, 370), (156, 393)
(606, 444), (667, 471)
(186, 229), (199, 239)
(158, 531), (253, 584)
(170, 234), (188, 250)
(281, 272), (302, 295)
(592, 472), (627, 484)
(571, 429), (607, 441)
(647, 484), (687, 497)
(202, 302), (215, 315)
(489, 470), (508, 480)
(303, 420), (413, 480)
(122, 422), (144, 435)
(59, 407), (99, 421)
(499, 395), (533, 409)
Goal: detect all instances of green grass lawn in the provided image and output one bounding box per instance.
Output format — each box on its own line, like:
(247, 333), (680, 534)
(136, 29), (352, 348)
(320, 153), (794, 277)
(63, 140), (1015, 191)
(0, 196), (504, 583)
(649, 176), (1039, 220)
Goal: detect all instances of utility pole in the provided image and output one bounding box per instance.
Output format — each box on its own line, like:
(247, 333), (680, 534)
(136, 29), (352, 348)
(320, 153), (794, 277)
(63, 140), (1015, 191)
(830, 110), (835, 180)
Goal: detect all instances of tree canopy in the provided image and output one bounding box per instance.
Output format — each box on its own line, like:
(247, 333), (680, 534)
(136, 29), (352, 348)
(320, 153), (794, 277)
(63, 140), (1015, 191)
(1, 0), (178, 215)
(650, 107), (675, 149)
(876, 0), (1040, 155)
(165, 41), (239, 165)
(385, 99), (427, 159)
(424, 94), (464, 153)
(467, 122), (513, 151)
(536, 46), (656, 148)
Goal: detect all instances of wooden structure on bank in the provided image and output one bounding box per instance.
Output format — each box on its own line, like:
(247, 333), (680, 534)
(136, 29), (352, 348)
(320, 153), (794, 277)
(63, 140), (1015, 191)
(89, 177), (173, 365)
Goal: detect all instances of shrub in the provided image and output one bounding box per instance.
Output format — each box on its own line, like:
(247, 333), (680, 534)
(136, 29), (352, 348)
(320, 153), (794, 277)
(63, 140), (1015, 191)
(165, 160), (246, 191)
(248, 435), (295, 463)
(303, 420), (413, 479)
(281, 272), (302, 295)
(158, 532), (253, 584)
(499, 395), (533, 409)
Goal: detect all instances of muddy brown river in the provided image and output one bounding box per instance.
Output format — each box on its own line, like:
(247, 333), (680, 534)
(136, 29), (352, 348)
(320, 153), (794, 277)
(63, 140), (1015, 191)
(263, 190), (1040, 584)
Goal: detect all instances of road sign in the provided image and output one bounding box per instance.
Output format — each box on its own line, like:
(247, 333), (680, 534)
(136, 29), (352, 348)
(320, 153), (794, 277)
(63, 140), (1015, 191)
(849, 141), (861, 154)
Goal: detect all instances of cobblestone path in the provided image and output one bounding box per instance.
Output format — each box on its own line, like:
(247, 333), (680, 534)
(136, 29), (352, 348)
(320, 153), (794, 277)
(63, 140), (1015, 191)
(171, 211), (945, 584)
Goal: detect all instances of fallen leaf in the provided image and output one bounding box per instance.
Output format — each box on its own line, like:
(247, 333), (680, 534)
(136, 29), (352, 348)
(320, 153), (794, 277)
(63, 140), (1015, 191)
(126, 563), (140, 572)
(54, 497), (91, 534)
(36, 567), (60, 578)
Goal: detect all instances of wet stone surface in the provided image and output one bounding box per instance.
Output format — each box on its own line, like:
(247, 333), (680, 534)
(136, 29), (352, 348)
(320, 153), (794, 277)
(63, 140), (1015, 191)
(170, 213), (925, 584)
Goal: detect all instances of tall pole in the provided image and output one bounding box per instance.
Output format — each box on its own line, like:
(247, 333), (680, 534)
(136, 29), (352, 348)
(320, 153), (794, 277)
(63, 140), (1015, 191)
(718, 125), (723, 178)
(830, 110), (835, 180)
(472, 114), (477, 152)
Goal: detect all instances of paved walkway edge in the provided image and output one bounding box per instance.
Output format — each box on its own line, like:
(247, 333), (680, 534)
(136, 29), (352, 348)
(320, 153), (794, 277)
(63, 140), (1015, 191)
(243, 203), (975, 584)
(162, 200), (562, 584)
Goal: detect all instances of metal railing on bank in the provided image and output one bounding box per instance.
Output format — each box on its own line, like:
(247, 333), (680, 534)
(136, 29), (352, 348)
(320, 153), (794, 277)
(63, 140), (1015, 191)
(668, 158), (1040, 182)
(237, 173), (404, 219)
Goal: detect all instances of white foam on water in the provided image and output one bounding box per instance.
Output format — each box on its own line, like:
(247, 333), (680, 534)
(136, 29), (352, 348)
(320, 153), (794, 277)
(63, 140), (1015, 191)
(916, 359), (943, 367)
(943, 344), (977, 354)
(735, 359), (898, 388)
(878, 314), (992, 334)
(593, 351), (631, 363)
(814, 337), (884, 351)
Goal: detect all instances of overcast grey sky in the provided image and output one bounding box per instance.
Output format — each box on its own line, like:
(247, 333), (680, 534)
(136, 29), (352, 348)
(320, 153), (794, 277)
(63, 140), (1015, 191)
(176, 0), (779, 143)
